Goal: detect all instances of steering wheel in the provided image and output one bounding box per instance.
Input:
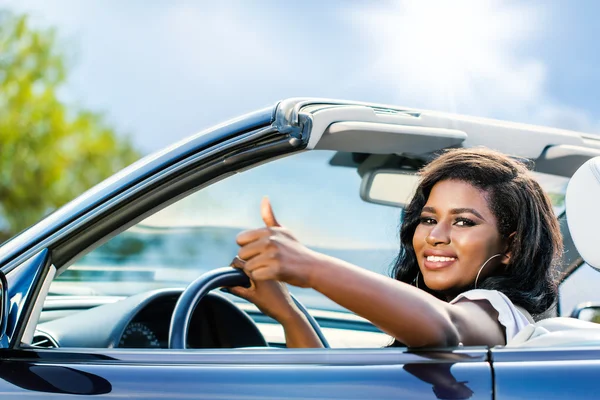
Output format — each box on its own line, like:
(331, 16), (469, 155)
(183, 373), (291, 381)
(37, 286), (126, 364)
(168, 267), (330, 349)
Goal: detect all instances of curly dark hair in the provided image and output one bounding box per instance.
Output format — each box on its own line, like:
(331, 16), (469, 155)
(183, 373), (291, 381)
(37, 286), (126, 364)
(391, 147), (563, 315)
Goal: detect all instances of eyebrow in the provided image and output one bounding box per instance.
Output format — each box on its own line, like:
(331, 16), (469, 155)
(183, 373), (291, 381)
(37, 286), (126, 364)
(422, 206), (486, 221)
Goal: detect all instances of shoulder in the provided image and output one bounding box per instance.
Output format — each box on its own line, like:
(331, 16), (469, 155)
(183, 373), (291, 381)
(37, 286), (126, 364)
(450, 289), (532, 341)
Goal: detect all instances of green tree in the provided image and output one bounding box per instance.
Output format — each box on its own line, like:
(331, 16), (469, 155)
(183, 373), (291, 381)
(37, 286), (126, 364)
(0, 11), (140, 242)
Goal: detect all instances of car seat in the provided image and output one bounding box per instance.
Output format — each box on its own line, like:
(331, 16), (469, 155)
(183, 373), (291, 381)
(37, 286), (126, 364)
(507, 156), (600, 347)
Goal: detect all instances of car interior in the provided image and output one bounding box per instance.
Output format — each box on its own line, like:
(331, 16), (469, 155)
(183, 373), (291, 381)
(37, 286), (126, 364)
(18, 101), (600, 351)
(25, 150), (600, 352)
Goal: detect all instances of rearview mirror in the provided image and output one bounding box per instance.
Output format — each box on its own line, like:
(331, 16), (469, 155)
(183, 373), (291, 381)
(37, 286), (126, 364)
(360, 170), (420, 208)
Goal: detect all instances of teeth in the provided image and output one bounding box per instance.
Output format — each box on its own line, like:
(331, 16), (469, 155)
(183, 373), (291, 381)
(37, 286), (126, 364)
(426, 256), (456, 262)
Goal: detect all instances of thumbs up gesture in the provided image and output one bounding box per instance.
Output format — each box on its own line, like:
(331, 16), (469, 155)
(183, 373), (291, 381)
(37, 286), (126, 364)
(227, 197), (320, 323)
(260, 196), (281, 228)
(233, 197), (320, 288)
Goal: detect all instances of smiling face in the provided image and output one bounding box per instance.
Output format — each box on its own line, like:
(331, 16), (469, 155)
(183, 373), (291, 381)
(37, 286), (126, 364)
(412, 179), (509, 296)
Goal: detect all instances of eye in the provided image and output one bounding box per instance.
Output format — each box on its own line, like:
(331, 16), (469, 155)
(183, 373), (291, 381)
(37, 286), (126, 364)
(419, 216), (436, 225)
(454, 217), (476, 227)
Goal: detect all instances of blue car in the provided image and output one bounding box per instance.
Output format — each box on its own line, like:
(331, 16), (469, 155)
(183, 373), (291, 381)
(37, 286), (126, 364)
(1, 98), (600, 398)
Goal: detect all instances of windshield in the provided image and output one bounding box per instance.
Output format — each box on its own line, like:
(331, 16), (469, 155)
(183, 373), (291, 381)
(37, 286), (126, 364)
(50, 150), (568, 312)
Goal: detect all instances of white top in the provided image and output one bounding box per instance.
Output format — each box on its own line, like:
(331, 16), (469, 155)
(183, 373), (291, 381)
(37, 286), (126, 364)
(450, 289), (532, 341)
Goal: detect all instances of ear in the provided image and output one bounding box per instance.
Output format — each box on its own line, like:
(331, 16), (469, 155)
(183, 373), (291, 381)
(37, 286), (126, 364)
(501, 232), (516, 265)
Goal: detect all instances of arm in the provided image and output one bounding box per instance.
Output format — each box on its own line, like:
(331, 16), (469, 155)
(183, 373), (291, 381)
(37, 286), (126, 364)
(305, 253), (505, 347)
(236, 198), (505, 348)
(280, 307), (325, 348)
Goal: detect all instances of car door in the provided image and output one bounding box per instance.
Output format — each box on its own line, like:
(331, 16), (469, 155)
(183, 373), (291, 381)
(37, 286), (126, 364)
(0, 346), (492, 398)
(492, 347), (600, 399)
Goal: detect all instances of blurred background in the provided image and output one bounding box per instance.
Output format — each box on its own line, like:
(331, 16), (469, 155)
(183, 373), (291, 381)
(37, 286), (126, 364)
(0, 0), (598, 312)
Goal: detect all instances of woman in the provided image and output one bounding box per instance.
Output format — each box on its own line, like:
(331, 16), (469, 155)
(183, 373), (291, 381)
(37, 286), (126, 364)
(229, 148), (563, 348)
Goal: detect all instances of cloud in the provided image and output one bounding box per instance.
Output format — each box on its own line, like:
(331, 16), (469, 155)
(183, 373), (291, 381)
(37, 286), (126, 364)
(346, 0), (600, 134)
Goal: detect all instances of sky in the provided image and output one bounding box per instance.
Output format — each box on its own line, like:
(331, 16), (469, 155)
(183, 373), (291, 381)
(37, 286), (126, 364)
(1, 0), (600, 154)
(2, 0), (600, 312)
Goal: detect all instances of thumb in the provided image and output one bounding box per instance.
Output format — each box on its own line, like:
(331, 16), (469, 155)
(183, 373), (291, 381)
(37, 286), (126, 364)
(226, 286), (250, 300)
(261, 196), (281, 227)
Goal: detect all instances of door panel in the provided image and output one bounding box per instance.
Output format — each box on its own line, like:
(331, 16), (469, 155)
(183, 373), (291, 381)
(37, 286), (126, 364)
(492, 347), (600, 399)
(0, 348), (492, 399)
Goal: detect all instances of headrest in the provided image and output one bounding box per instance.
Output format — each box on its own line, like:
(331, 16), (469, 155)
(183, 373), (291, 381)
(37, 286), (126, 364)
(565, 157), (600, 270)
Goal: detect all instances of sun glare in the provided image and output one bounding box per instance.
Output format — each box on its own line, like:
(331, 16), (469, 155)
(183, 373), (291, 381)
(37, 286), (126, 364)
(355, 0), (542, 113)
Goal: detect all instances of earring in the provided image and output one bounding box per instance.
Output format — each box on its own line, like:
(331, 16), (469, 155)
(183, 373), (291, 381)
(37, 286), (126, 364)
(474, 254), (503, 289)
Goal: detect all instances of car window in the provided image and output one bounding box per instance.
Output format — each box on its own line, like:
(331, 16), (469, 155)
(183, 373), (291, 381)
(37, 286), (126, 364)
(50, 150), (402, 312)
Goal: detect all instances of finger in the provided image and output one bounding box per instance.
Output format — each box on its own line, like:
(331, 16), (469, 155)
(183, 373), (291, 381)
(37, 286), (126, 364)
(250, 266), (279, 281)
(230, 256), (246, 269)
(226, 285), (250, 299)
(245, 251), (278, 273)
(261, 196), (281, 228)
(238, 236), (278, 260)
(236, 227), (272, 246)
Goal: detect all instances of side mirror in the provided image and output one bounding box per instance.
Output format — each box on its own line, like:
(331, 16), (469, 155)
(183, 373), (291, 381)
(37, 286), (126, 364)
(570, 303), (600, 323)
(360, 169), (420, 208)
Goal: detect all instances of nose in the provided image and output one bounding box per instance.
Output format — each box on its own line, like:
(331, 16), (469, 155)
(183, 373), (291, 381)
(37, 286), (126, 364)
(425, 221), (451, 246)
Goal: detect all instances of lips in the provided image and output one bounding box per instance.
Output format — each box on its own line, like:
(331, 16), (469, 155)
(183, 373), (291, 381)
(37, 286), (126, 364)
(423, 251), (457, 270)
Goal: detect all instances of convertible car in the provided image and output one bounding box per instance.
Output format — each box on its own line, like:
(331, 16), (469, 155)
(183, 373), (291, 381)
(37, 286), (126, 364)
(1, 98), (600, 398)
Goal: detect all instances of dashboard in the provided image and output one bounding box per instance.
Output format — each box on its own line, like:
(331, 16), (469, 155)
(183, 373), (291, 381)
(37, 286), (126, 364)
(33, 289), (266, 349)
(33, 289), (391, 349)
